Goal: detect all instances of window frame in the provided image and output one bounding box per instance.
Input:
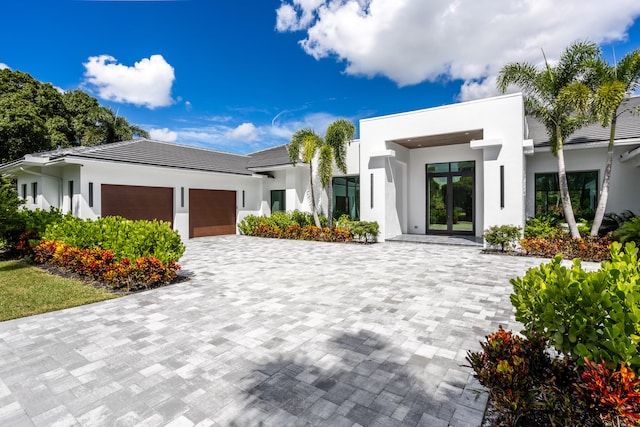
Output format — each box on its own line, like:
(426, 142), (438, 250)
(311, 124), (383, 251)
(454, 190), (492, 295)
(270, 189), (286, 213)
(534, 170), (599, 218)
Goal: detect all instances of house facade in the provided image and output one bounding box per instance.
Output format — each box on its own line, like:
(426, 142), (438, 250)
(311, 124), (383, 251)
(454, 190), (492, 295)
(2, 93), (639, 242)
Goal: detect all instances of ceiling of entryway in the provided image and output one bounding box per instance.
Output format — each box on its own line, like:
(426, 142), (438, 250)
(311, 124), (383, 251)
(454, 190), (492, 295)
(390, 129), (484, 149)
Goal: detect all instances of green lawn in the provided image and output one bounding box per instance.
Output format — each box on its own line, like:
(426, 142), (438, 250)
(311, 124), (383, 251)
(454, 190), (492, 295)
(0, 260), (116, 321)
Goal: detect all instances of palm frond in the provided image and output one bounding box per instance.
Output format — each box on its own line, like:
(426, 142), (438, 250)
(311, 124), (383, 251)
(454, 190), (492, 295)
(288, 128), (318, 165)
(325, 118), (355, 174)
(318, 144), (333, 188)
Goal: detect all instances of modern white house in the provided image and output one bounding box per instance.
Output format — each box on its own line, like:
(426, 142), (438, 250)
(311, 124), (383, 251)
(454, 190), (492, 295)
(2, 93), (639, 242)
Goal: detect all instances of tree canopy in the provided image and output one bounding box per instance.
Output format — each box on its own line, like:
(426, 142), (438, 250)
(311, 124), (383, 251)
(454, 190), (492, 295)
(0, 69), (148, 163)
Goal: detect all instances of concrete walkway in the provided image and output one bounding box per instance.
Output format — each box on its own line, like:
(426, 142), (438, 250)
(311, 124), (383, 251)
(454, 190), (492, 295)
(0, 236), (555, 427)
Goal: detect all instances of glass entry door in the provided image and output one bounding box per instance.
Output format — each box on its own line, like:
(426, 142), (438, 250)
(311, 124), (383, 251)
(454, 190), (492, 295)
(427, 162), (475, 234)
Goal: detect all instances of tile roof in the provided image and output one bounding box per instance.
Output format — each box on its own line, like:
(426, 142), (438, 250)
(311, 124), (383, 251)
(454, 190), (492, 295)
(247, 144), (292, 169)
(14, 139), (296, 176)
(527, 95), (640, 147)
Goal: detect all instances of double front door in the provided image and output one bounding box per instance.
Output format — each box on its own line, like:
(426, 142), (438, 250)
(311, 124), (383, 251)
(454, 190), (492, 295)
(426, 161), (475, 234)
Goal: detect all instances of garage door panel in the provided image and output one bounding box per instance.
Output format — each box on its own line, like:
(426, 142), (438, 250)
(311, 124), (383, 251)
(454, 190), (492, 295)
(101, 184), (173, 225)
(189, 189), (236, 238)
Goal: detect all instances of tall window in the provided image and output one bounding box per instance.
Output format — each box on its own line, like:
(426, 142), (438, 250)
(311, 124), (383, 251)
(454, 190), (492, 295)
(68, 180), (74, 213)
(271, 190), (286, 212)
(535, 171), (598, 219)
(21, 184), (27, 200)
(88, 182), (94, 207)
(332, 176), (360, 220)
(31, 182), (37, 204)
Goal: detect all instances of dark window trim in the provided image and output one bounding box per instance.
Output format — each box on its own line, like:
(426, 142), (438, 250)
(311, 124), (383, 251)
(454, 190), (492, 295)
(500, 165), (505, 209)
(534, 170), (598, 218)
(270, 189), (286, 212)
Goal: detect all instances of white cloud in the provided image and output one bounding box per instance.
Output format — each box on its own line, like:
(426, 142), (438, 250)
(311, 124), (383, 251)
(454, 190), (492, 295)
(0, 63), (10, 70)
(226, 122), (258, 141)
(149, 127), (178, 142)
(185, 101), (192, 111)
(83, 54), (175, 108)
(164, 110), (345, 153)
(276, 0), (640, 100)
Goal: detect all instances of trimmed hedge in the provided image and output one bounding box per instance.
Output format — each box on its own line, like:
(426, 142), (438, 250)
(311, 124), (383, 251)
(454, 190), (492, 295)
(239, 211), (379, 243)
(43, 215), (184, 265)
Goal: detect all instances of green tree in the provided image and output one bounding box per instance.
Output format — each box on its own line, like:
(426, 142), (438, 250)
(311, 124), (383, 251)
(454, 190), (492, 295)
(587, 49), (640, 236)
(82, 106), (148, 146)
(498, 41), (599, 238)
(62, 90), (148, 146)
(1, 69), (149, 163)
(0, 176), (24, 248)
(319, 119), (356, 228)
(0, 69), (70, 162)
(288, 129), (324, 227)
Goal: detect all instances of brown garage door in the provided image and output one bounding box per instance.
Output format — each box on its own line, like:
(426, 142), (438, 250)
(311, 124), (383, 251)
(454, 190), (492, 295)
(101, 184), (174, 225)
(189, 189), (236, 238)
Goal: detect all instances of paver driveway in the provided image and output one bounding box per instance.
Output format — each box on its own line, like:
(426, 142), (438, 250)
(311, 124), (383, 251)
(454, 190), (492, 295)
(0, 236), (555, 427)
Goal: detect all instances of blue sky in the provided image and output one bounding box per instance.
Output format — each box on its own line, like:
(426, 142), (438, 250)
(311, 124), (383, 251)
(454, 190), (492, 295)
(2, 0), (640, 154)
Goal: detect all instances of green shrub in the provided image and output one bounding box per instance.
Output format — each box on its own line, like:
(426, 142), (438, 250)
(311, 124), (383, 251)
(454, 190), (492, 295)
(524, 215), (561, 239)
(335, 214), (352, 230)
(510, 242), (640, 372)
(483, 224), (521, 252)
(600, 210), (636, 235)
(43, 216), (184, 264)
(349, 221), (379, 243)
(614, 217), (640, 245)
(0, 177), (24, 249)
(291, 209), (316, 227)
(238, 214), (261, 235)
(239, 210), (329, 236)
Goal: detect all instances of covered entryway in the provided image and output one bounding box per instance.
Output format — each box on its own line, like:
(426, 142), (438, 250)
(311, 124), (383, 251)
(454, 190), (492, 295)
(189, 189), (236, 238)
(426, 161), (475, 235)
(101, 184), (174, 225)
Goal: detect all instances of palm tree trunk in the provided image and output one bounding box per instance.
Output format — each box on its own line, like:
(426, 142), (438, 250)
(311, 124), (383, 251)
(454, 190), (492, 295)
(590, 114), (617, 236)
(309, 164), (321, 228)
(326, 183), (333, 228)
(557, 143), (581, 238)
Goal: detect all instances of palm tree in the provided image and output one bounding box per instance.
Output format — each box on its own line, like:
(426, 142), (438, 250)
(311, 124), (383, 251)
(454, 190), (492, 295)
(587, 49), (640, 236)
(497, 41), (600, 238)
(319, 119), (356, 228)
(287, 128), (324, 227)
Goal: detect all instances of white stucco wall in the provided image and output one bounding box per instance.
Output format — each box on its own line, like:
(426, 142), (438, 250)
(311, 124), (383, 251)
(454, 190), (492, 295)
(16, 167), (62, 211)
(359, 93), (526, 241)
(526, 144), (640, 218)
(58, 159), (265, 241)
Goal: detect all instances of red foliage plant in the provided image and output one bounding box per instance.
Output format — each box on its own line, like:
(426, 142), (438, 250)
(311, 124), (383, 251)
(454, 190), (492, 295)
(578, 358), (640, 426)
(33, 240), (180, 291)
(520, 235), (612, 262)
(250, 223), (353, 242)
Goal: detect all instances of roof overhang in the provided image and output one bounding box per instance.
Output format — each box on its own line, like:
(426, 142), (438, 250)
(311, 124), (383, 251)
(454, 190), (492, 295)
(620, 146), (640, 167)
(247, 164), (295, 172)
(390, 129), (484, 149)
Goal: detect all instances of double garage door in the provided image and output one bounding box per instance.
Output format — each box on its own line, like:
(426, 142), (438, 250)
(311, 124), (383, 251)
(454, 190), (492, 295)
(101, 184), (236, 238)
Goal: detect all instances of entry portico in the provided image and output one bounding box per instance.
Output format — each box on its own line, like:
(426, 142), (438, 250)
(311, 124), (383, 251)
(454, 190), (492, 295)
(359, 93), (527, 241)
